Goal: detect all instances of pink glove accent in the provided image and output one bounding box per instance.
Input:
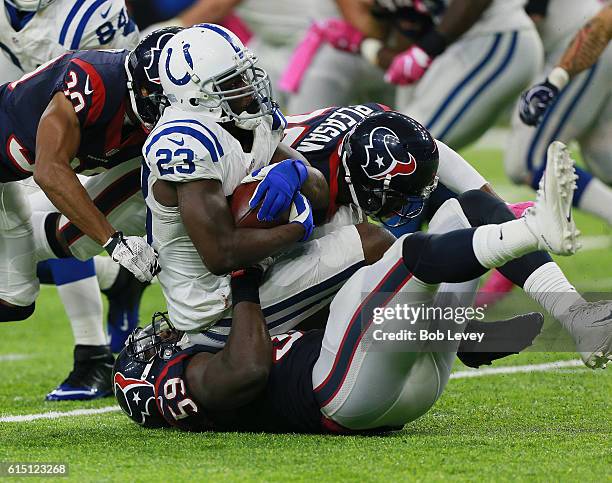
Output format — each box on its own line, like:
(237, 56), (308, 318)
(317, 18), (365, 53)
(507, 201), (535, 218)
(385, 45), (432, 86)
(279, 24), (325, 94)
(220, 13), (253, 45)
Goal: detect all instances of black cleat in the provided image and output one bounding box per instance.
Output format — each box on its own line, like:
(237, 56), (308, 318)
(46, 345), (114, 401)
(103, 267), (150, 353)
(457, 312), (544, 368)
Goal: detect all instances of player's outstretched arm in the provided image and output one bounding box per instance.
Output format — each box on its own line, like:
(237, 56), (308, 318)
(186, 268), (271, 410)
(34, 93), (115, 246)
(558, 5), (612, 79)
(520, 5), (612, 126)
(178, 179), (307, 276)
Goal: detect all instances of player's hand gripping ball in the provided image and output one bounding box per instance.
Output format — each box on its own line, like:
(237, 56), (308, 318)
(244, 159), (309, 222)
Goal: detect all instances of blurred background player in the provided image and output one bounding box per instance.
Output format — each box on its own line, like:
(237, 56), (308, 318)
(126, 0), (339, 104)
(285, 0), (542, 154)
(508, 0), (612, 227)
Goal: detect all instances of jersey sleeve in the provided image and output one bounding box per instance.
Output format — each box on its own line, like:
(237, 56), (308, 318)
(52, 53), (126, 128)
(143, 121), (226, 183)
(435, 140), (488, 193)
(65, 0), (139, 51)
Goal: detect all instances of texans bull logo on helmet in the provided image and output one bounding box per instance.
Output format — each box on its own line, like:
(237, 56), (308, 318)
(113, 372), (159, 426)
(363, 126), (417, 181)
(144, 32), (178, 85)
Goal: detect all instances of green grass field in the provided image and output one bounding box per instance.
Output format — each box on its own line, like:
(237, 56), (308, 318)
(0, 145), (610, 482)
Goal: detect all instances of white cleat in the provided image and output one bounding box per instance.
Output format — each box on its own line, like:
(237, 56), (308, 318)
(524, 141), (580, 256)
(563, 300), (612, 369)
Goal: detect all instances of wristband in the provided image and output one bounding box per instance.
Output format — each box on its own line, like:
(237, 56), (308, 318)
(548, 67), (570, 90)
(418, 29), (448, 58)
(230, 267), (263, 306)
(104, 231), (123, 255)
(361, 38), (383, 66)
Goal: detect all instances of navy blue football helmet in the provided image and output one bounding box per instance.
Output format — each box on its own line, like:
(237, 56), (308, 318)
(112, 312), (182, 428)
(341, 111), (439, 227)
(125, 27), (183, 131)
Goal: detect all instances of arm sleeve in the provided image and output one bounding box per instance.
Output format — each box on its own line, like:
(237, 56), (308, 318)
(143, 121), (226, 183)
(435, 140), (487, 193)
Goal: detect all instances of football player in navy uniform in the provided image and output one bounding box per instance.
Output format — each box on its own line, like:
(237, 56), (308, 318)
(113, 142), (606, 433)
(285, 108), (612, 370)
(0, 28), (182, 399)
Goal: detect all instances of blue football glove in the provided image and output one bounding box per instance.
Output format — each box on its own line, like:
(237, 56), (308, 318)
(247, 159), (309, 222)
(519, 79), (559, 127)
(289, 192), (314, 242)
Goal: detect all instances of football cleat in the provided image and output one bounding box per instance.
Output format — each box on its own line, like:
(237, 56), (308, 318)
(46, 345), (114, 401)
(524, 141), (580, 256)
(458, 312), (544, 368)
(103, 267), (150, 353)
(562, 300), (612, 369)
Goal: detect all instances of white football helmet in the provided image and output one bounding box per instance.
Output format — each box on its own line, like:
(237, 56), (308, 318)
(5, 0), (56, 11)
(159, 24), (274, 128)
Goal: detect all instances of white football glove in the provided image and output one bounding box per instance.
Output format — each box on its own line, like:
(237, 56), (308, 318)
(104, 232), (160, 283)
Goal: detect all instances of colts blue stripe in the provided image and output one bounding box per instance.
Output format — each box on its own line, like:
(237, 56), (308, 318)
(59, 0), (87, 45)
(163, 119), (224, 158)
(197, 23), (241, 53)
(70, 0), (110, 49)
(426, 33), (503, 132)
(438, 31), (518, 140)
(145, 125), (219, 163)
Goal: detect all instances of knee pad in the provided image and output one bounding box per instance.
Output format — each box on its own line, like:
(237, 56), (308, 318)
(0, 302), (35, 322)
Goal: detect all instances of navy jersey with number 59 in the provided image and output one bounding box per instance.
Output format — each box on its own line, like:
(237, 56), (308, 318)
(155, 330), (338, 433)
(0, 49), (147, 182)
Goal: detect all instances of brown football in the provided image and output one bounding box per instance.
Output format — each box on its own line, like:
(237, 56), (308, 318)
(230, 181), (290, 228)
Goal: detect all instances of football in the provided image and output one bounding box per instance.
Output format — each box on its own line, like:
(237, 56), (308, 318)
(230, 181), (290, 228)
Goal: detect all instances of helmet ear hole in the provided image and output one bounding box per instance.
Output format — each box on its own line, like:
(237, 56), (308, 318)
(189, 98), (199, 107)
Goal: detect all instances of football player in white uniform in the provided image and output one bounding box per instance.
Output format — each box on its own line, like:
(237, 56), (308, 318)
(144, 25), (398, 344)
(507, 0), (612, 226)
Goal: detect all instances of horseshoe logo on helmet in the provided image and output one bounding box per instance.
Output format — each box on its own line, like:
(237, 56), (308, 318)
(165, 43), (194, 86)
(363, 126), (417, 180)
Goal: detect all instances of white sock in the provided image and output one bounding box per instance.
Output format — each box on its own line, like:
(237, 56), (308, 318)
(472, 219), (538, 269)
(577, 178), (612, 225)
(94, 256), (120, 291)
(523, 262), (585, 325)
(57, 277), (107, 346)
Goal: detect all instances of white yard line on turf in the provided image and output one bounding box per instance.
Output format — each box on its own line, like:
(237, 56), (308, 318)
(0, 406), (121, 423)
(0, 354), (32, 362)
(0, 360), (586, 423)
(450, 359), (584, 379)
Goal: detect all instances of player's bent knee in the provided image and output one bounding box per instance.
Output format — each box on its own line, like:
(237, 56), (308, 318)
(0, 302), (35, 322)
(355, 222), (396, 265)
(458, 190), (515, 227)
